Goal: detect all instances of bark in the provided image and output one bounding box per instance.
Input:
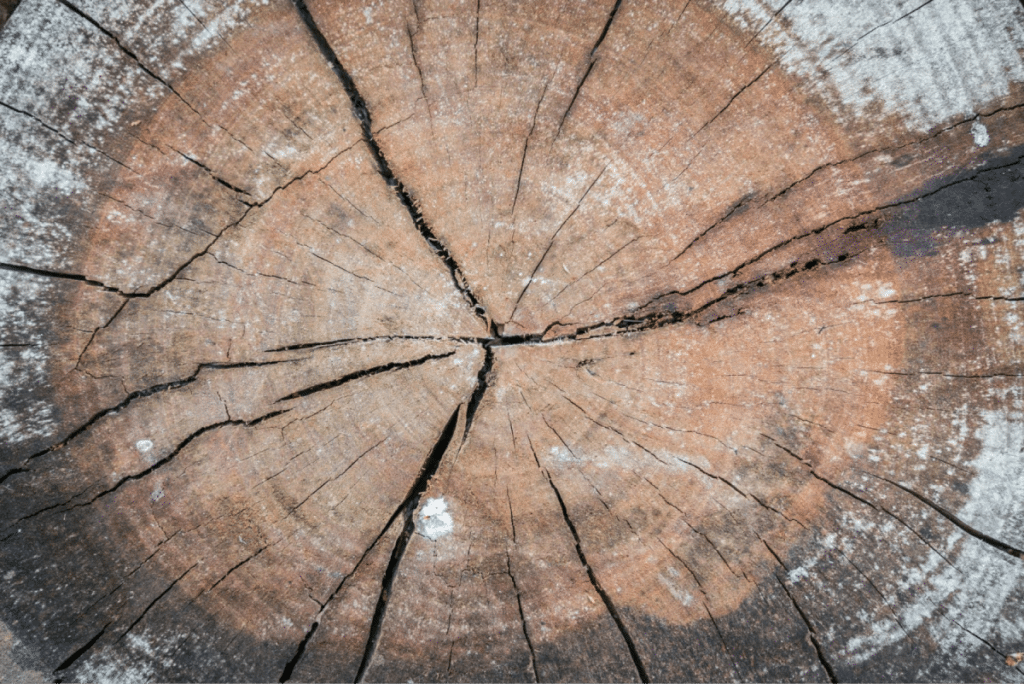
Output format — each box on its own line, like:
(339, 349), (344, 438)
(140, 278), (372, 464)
(2, 0), (1024, 682)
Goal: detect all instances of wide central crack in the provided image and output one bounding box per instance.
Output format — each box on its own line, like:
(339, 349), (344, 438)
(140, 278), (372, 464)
(290, 0), (494, 336)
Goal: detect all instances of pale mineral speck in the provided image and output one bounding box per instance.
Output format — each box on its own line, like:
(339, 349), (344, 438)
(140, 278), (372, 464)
(971, 120), (990, 147)
(419, 496), (453, 540)
(135, 439), (153, 453)
(787, 563), (814, 585)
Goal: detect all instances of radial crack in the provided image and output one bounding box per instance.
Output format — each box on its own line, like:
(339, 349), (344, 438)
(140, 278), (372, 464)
(275, 352), (455, 402)
(536, 456), (650, 682)
(115, 563), (198, 643)
(462, 346), (494, 441)
(10, 409), (289, 525)
(874, 475), (1024, 560)
(278, 503), (408, 682)
(556, 0), (623, 137)
(0, 261), (124, 294)
(54, 0), (270, 172)
(354, 407), (462, 682)
(761, 541), (839, 683)
(510, 82), (548, 219)
(511, 166), (607, 318)
(825, 0), (937, 66)
(278, 621), (320, 683)
(20, 357), (303, 467)
(52, 623), (110, 676)
(289, 0), (492, 330)
(505, 549), (539, 682)
(689, 60), (775, 142)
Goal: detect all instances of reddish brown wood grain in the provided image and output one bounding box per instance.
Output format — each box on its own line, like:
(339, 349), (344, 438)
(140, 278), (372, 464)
(2, 0), (1024, 682)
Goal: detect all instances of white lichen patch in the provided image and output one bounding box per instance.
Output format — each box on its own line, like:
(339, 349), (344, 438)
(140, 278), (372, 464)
(787, 566), (810, 583)
(76, 642), (153, 684)
(419, 497), (454, 540)
(959, 409), (1024, 547)
(0, 271), (55, 447)
(834, 443), (1024, 674)
(135, 439), (154, 454)
(722, 0), (1024, 132)
(658, 567), (694, 606)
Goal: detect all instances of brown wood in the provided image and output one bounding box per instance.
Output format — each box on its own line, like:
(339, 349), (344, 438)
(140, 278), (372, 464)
(2, 0), (1024, 681)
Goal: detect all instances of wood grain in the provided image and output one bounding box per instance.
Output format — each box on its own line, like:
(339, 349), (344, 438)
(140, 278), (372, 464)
(1, 0), (1023, 681)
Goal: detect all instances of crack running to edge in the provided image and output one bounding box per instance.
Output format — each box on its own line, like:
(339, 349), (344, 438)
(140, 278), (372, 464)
(540, 464), (651, 683)
(872, 475), (1024, 560)
(352, 407), (462, 682)
(761, 541), (839, 683)
(278, 409), (462, 682)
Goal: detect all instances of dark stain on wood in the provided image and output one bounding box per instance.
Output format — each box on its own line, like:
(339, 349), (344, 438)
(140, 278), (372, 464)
(886, 144), (1024, 258)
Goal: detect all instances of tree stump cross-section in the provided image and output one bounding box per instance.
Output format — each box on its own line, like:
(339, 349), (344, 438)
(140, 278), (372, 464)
(1, 0), (1024, 681)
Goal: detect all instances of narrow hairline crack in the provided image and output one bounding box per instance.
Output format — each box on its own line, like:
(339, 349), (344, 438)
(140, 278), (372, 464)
(536, 453), (651, 683)
(55, 0), (282, 175)
(761, 540), (839, 683)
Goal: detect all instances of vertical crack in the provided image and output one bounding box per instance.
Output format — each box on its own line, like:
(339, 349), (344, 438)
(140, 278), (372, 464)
(277, 498), (407, 683)
(505, 492), (538, 680)
(538, 463), (650, 683)
(353, 407), (462, 682)
(510, 165), (607, 320)
(556, 0), (623, 136)
(277, 620), (319, 683)
(505, 550), (539, 682)
(762, 541), (838, 683)
(462, 345), (494, 441)
(289, 0), (492, 331)
(473, 0), (481, 87)
(510, 82), (548, 219)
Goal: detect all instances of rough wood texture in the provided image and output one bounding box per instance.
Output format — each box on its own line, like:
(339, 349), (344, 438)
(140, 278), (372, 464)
(2, 0), (1024, 682)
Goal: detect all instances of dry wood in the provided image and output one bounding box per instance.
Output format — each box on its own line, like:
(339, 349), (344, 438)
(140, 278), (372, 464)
(1, 0), (1024, 681)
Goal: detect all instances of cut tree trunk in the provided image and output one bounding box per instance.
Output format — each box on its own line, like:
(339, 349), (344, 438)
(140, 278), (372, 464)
(2, 0), (1024, 682)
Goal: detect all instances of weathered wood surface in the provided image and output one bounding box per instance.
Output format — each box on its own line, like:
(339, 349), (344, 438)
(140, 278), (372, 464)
(1, 0), (1024, 681)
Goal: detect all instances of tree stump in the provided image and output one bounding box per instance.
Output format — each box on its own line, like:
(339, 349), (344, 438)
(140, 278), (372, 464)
(2, 0), (1024, 681)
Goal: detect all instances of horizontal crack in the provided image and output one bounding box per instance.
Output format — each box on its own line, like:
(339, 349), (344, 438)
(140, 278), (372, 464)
(0, 261), (123, 293)
(264, 334), (483, 353)
(70, 410), (289, 508)
(20, 358), (304, 467)
(10, 409), (289, 527)
(274, 351), (455, 402)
